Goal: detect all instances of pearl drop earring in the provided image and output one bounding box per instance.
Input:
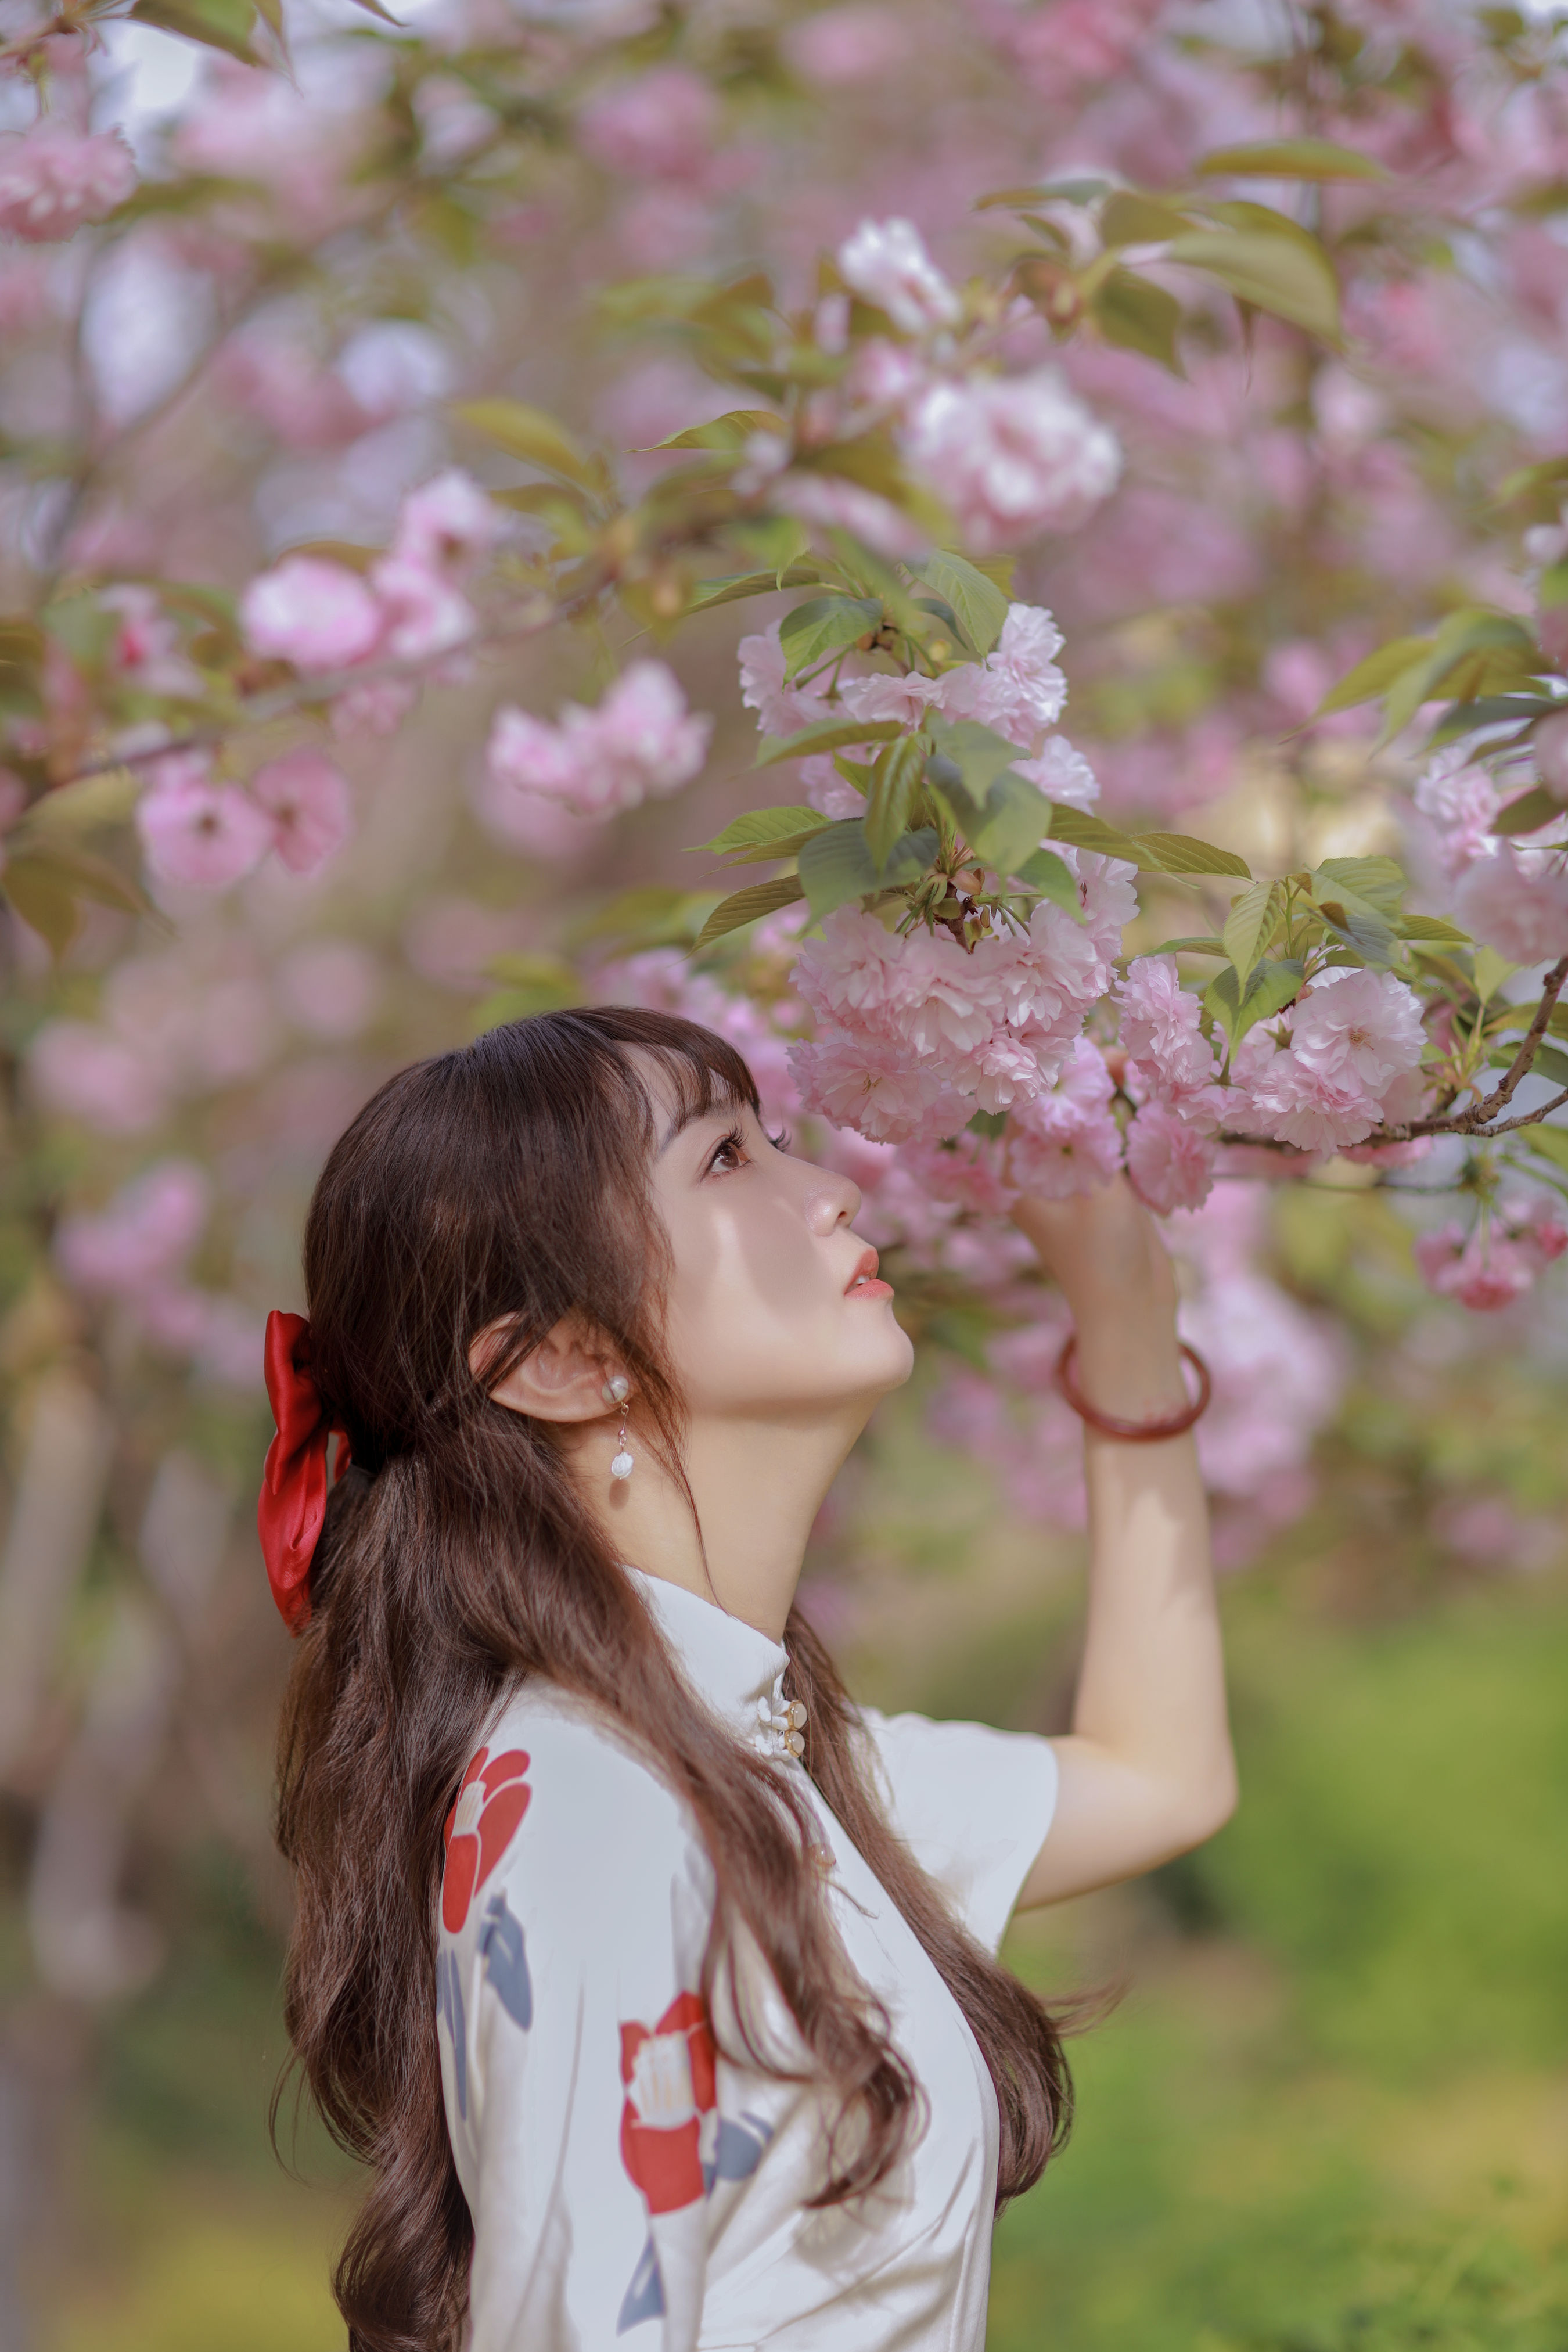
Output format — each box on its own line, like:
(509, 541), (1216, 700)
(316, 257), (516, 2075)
(609, 1405), (634, 1483)
(602, 1373), (634, 1480)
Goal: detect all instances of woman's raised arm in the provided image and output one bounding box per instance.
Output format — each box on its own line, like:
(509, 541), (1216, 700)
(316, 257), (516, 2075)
(1010, 1176), (1238, 1909)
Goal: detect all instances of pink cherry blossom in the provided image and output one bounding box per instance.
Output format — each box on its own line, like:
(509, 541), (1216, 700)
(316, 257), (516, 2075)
(836, 218), (961, 336)
(736, 622), (834, 737)
(1124, 1099), (1218, 1213)
(55, 1160), (211, 1299)
(1290, 966), (1426, 1095)
(1414, 1222), (1536, 1311)
(136, 759), (275, 891)
(487, 661), (711, 818)
(788, 1031), (972, 1145)
(901, 369), (1122, 553)
(390, 469), (499, 569)
(1454, 844), (1568, 963)
(1116, 955), (1221, 1099)
(928, 603), (1067, 748)
(367, 554), (477, 663)
(1239, 1051), (1382, 1156)
(240, 556), (383, 672)
(0, 127), (136, 243)
(28, 1021), (169, 1135)
(1013, 735), (1100, 811)
(899, 1128), (1018, 1216)
(249, 749), (354, 876)
(578, 68), (720, 182)
(590, 661), (715, 800)
(102, 587), (203, 699)
(1009, 1038), (1124, 1197)
(1412, 745), (1501, 875)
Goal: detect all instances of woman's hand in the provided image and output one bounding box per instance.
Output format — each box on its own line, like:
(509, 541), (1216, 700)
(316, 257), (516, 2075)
(1010, 1173), (1187, 1423)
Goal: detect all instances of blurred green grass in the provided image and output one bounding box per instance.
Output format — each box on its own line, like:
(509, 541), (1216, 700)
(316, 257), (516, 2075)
(42, 1539), (1568, 2350)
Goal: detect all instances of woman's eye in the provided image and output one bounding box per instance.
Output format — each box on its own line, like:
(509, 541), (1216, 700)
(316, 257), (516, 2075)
(708, 1134), (748, 1175)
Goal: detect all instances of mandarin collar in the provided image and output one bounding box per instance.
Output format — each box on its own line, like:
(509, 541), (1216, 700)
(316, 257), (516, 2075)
(623, 1566), (801, 1760)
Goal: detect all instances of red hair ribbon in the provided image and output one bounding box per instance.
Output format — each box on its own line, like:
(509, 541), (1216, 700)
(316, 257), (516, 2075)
(258, 1309), (347, 1634)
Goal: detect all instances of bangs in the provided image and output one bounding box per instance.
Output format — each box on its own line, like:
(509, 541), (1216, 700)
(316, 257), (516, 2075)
(564, 1006), (761, 1136)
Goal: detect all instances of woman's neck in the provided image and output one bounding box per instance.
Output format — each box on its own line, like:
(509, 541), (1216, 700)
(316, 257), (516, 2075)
(577, 1404), (869, 1640)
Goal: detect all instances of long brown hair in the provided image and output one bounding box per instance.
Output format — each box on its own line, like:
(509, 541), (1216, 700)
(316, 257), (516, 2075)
(274, 1008), (1073, 2352)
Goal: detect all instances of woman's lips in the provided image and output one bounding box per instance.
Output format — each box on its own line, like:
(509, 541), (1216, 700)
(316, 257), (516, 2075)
(846, 1246), (894, 1301)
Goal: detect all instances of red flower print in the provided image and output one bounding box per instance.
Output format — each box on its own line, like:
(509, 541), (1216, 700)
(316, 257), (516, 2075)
(441, 1746), (531, 1933)
(619, 1991), (718, 2216)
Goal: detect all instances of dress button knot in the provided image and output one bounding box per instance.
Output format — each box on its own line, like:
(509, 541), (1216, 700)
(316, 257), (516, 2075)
(750, 1678), (807, 1760)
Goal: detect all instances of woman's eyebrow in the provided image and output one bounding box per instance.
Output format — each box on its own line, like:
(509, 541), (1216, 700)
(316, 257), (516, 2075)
(656, 1095), (745, 1155)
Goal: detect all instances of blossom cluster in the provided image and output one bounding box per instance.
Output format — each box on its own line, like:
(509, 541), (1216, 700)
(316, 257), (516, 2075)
(486, 661), (713, 821)
(0, 125), (136, 242)
(789, 857), (1135, 1145)
(1413, 744), (1568, 964)
(136, 747), (353, 893)
(830, 219), (1123, 552)
(239, 469), (501, 733)
(52, 1159), (262, 1388)
(1414, 1197), (1568, 1313)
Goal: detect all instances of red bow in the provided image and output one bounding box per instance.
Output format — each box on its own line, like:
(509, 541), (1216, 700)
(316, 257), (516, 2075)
(258, 1309), (346, 1634)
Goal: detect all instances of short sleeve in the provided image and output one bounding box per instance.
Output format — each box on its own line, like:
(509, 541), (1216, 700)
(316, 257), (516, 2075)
(436, 1700), (723, 2352)
(853, 1708), (1058, 1955)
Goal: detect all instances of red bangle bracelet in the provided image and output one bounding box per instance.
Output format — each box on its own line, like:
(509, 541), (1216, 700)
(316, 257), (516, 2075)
(1055, 1335), (1212, 1441)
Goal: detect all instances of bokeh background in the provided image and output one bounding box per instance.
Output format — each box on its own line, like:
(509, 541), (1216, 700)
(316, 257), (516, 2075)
(1, 0), (1566, 2345)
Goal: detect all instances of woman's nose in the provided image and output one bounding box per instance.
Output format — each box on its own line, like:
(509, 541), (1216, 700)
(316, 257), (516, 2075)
(805, 1168), (861, 1234)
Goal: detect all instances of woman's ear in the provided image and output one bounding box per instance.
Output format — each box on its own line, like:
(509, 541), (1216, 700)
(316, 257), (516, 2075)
(469, 1315), (619, 1425)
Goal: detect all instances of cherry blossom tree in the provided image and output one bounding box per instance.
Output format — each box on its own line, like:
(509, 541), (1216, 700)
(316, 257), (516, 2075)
(1, 2), (1567, 2275)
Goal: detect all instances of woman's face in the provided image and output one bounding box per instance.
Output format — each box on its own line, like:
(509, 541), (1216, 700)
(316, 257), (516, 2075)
(643, 1072), (915, 1420)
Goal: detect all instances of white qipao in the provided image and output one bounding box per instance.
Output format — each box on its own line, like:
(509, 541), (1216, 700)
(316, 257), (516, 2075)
(435, 1570), (1059, 2352)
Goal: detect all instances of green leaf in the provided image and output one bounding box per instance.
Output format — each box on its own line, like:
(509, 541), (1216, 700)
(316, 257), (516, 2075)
(15, 769), (138, 835)
(1156, 935), (1228, 955)
(916, 552), (1010, 657)
(691, 875), (806, 951)
(1378, 612), (1538, 749)
(1491, 783), (1563, 838)
(1527, 1041), (1568, 1087)
(1317, 854), (1406, 915)
(1195, 136), (1389, 181)
(778, 595), (882, 681)
(797, 821), (937, 919)
(755, 715), (902, 767)
(129, 0), (259, 63)
(1473, 947), (1518, 1004)
(1520, 1123), (1568, 1173)
(1223, 878), (1278, 989)
(923, 718), (1055, 876)
(1312, 635), (1432, 718)
(1163, 228), (1340, 343)
(974, 178), (1112, 210)
(1206, 957), (1306, 1049)
(1012, 846), (1085, 920)
(452, 399), (598, 490)
(1092, 269), (1185, 375)
(688, 564), (822, 612)
(652, 409), (785, 452)
(1309, 871), (1399, 966)
(1100, 190), (1196, 245)
(1424, 693), (1562, 747)
(1400, 914), (1472, 945)
(864, 737), (928, 873)
(697, 805), (825, 856)
(571, 885), (716, 954)
(1042, 804), (1145, 861)
(1136, 830), (1253, 880)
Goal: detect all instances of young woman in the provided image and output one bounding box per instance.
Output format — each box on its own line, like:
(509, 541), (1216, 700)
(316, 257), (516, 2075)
(266, 1006), (1235, 2352)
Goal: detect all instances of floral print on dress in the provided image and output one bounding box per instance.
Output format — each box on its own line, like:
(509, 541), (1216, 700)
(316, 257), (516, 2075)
(441, 1745), (531, 1932)
(616, 1990), (772, 2333)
